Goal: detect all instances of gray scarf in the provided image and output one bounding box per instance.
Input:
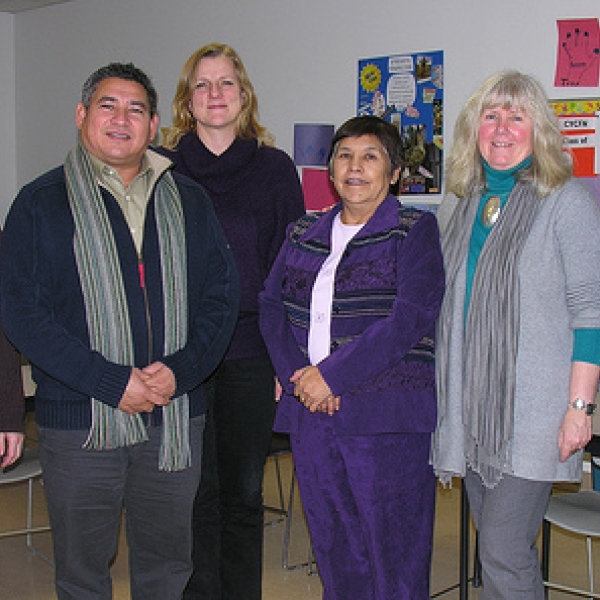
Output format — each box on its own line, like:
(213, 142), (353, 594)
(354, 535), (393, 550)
(434, 182), (540, 487)
(64, 142), (191, 471)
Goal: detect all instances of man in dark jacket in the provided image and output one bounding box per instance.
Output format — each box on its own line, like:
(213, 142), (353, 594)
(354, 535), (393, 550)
(0, 63), (239, 600)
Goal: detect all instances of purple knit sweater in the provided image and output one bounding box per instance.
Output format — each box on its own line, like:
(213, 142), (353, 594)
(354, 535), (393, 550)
(156, 134), (305, 360)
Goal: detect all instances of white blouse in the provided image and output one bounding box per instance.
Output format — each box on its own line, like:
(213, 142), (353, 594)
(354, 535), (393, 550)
(308, 213), (364, 365)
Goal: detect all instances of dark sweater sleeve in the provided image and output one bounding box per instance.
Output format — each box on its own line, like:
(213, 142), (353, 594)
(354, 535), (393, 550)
(0, 184), (131, 409)
(266, 152), (305, 268)
(0, 229), (25, 432)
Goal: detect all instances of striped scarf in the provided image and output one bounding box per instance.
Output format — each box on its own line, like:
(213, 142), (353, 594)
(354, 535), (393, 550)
(64, 142), (191, 471)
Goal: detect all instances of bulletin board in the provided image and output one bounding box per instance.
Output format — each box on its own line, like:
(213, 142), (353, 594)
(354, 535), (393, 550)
(357, 50), (444, 197)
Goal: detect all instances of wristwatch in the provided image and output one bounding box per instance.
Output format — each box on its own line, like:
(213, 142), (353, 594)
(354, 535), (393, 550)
(569, 397), (597, 416)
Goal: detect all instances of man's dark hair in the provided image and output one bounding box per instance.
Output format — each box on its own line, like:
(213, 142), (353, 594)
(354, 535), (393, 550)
(81, 62), (158, 116)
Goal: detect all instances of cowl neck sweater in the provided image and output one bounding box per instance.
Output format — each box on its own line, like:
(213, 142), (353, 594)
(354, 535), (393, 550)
(173, 132), (259, 196)
(155, 130), (305, 361)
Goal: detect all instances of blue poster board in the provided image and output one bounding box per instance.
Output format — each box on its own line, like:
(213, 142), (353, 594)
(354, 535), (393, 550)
(357, 50), (444, 196)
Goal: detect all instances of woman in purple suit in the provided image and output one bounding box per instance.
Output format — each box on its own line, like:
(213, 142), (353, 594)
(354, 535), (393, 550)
(260, 115), (445, 600)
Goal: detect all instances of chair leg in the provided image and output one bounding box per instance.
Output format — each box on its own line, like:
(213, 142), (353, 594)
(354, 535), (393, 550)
(264, 453), (288, 522)
(588, 535), (594, 597)
(460, 485), (470, 600)
(472, 533), (482, 588)
(24, 477), (53, 564)
(26, 477), (33, 548)
(280, 466), (317, 575)
(307, 538), (318, 576)
(541, 519), (551, 600)
(282, 468), (296, 569)
(273, 455), (285, 513)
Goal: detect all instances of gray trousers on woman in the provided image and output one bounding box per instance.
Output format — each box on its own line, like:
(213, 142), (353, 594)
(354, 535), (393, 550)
(464, 469), (552, 600)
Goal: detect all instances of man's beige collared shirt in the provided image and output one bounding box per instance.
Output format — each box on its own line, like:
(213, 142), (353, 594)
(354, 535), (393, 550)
(87, 150), (172, 253)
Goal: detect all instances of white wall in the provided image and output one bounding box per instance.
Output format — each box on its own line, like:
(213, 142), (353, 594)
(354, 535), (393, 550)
(7, 0), (600, 220)
(0, 13), (15, 223)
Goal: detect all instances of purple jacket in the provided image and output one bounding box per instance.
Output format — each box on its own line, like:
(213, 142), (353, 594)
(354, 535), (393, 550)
(259, 195), (445, 436)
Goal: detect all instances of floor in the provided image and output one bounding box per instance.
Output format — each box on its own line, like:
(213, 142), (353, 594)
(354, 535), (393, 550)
(0, 424), (598, 599)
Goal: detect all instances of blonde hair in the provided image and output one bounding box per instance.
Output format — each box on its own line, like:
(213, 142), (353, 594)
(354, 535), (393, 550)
(445, 70), (572, 198)
(161, 43), (274, 149)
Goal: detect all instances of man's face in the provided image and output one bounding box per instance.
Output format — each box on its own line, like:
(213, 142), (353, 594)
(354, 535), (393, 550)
(76, 77), (158, 185)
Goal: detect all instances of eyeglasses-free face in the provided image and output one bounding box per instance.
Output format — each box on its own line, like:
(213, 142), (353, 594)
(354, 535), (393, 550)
(76, 77), (158, 187)
(189, 55), (246, 136)
(478, 105), (534, 171)
(330, 134), (400, 224)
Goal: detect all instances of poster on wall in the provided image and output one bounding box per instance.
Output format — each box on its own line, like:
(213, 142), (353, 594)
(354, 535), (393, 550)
(554, 18), (600, 88)
(550, 98), (600, 177)
(357, 50), (443, 197)
(550, 98), (600, 202)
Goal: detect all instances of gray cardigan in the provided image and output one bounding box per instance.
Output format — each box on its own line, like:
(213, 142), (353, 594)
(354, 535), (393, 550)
(432, 179), (600, 483)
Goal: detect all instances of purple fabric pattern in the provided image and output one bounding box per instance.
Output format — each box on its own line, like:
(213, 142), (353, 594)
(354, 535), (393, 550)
(336, 257), (397, 292)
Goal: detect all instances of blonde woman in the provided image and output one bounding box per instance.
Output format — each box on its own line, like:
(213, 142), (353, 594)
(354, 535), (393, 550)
(158, 43), (304, 599)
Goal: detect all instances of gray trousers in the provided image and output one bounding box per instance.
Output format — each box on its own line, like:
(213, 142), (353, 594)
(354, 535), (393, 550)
(464, 469), (552, 600)
(39, 416), (205, 600)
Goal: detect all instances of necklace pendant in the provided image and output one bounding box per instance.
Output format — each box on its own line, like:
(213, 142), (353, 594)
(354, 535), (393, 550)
(481, 195), (501, 227)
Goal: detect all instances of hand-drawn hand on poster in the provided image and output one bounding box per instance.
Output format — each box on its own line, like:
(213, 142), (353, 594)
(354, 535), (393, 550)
(555, 19), (600, 88)
(357, 50), (443, 196)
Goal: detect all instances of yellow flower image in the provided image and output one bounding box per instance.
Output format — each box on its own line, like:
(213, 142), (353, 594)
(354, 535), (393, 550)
(360, 64), (382, 92)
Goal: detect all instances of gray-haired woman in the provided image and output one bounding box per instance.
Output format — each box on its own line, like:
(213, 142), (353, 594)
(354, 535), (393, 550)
(432, 70), (600, 600)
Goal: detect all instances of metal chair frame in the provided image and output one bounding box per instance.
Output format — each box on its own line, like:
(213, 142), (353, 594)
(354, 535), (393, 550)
(542, 437), (600, 599)
(264, 433), (315, 573)
(0, 447), (52, 562)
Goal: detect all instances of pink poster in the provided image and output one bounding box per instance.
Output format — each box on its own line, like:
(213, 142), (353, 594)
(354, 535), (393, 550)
(555, 18), (600, 88)
(301, 168), (339, 212)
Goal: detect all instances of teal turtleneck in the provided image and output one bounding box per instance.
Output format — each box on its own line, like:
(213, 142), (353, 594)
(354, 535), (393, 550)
(465, 156), (600, 366)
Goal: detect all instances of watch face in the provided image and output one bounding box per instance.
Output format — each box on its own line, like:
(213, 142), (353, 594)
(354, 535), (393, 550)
(570, 398), (596, 414)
